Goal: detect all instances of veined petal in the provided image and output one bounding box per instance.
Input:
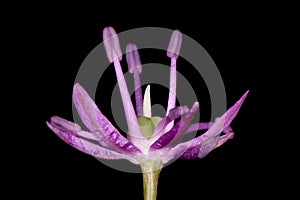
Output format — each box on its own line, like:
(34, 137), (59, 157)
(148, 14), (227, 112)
(72, 83), (141, 153)
(186, 122), (211, 133)
(179, 146), (201, 160)
(162, 91), (248, 163)
(150, 105), (189, 143)
(186, 122), (233, 135)
(49, 116), (130, 152)
(203, 90), (249, 138)
(46, 121), (138, 164)
(198, 131), (234, 158)
(188, 91), (248, 149)
(180, 132), (235, 160)
(180, 125), (234, 159)
(50, 116), (97, 141)
(150, 102), (199, 150)
(50, 115), (81, 131)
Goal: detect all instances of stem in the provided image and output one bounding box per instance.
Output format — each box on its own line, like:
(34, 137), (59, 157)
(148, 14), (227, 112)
(141, 160), (163, 200)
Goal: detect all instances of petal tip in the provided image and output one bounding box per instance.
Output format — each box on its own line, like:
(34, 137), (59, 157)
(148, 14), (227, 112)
(73, 83), (82, 91)
(193, 102), (200, 109)
(239, 90), (249, 102)
(46, 121), (51, 127)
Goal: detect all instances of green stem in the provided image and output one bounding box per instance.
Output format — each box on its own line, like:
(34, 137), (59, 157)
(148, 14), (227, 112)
(141, 160), (163, 200)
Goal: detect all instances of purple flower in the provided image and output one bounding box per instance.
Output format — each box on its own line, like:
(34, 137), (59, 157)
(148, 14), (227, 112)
(47, 27), (248, 200)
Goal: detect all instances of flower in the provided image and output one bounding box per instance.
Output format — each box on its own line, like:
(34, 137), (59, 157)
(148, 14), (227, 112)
(46, 26), (248, 200)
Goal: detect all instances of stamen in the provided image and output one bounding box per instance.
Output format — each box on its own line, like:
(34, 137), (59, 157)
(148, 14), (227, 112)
(167, 30), (182, 59)
(166, 58), (177, 115)
(103, 27), (145, 147)
(126, 44), (142, 74)
(103, 27), (122, 63)
(166, 30), (182, 116)
(126, 44), (143, 116)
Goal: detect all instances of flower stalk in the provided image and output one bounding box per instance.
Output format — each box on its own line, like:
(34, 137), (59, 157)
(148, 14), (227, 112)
(141, 160), (163, 200)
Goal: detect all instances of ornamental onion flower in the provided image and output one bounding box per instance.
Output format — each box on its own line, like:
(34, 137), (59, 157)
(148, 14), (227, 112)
(46, 26), (248, 200)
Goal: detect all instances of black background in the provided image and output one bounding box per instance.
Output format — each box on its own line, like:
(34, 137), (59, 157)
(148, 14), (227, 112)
(6, 4), (292, 199)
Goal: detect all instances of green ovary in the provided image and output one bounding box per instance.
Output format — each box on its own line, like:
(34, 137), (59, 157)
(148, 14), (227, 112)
(138, 116), (162, 139)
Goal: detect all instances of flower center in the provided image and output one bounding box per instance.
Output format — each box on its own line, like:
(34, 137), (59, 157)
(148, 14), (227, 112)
(138, 116), (162, 139)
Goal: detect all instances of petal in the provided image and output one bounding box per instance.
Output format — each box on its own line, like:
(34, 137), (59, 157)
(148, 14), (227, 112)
(186, 122), (211, 133)
(50, 116), (127, 151)
(180, 131), (234, 160)
(50, 116), (97, 141)
(150, 105), (189, 143)
(186, 122), (233, 135)
(50, 116), (81, 131)
(198, 132), (234, 158)
(179, 146), (200, 160)
(72, 83), (141, 153)
(180, 123), (233, 159)
(204, 90), (249, 138)
(162, 91), (248, 162)
(150, 102), (199, 150)
(46, 121), (138, 164)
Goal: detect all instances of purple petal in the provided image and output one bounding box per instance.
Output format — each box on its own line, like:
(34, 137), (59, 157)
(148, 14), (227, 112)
(180, 123), (233, 159)
(50, 116), (81, 132)
(179, 146), (201, 160)
(103, 27), (122, 63)
(204, 90), (249, 138)
(162, 91), (248, 162)
(126, 44), (143, 116)
(150, 102), (199, 150)
(186, 122), (233, 135)
(180, 131), (234, 160)
(167, 30), (182, 59)
(151, 105), (189, 137)
(50, 116), (125, 151)
(198, 131), (234, 159)
(186, 122), (211, 133)
(168, 105), (190, 120)
(50, 116), (97, 141)
(72, 83), (141, 153)
(46, 121), (138, 164)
